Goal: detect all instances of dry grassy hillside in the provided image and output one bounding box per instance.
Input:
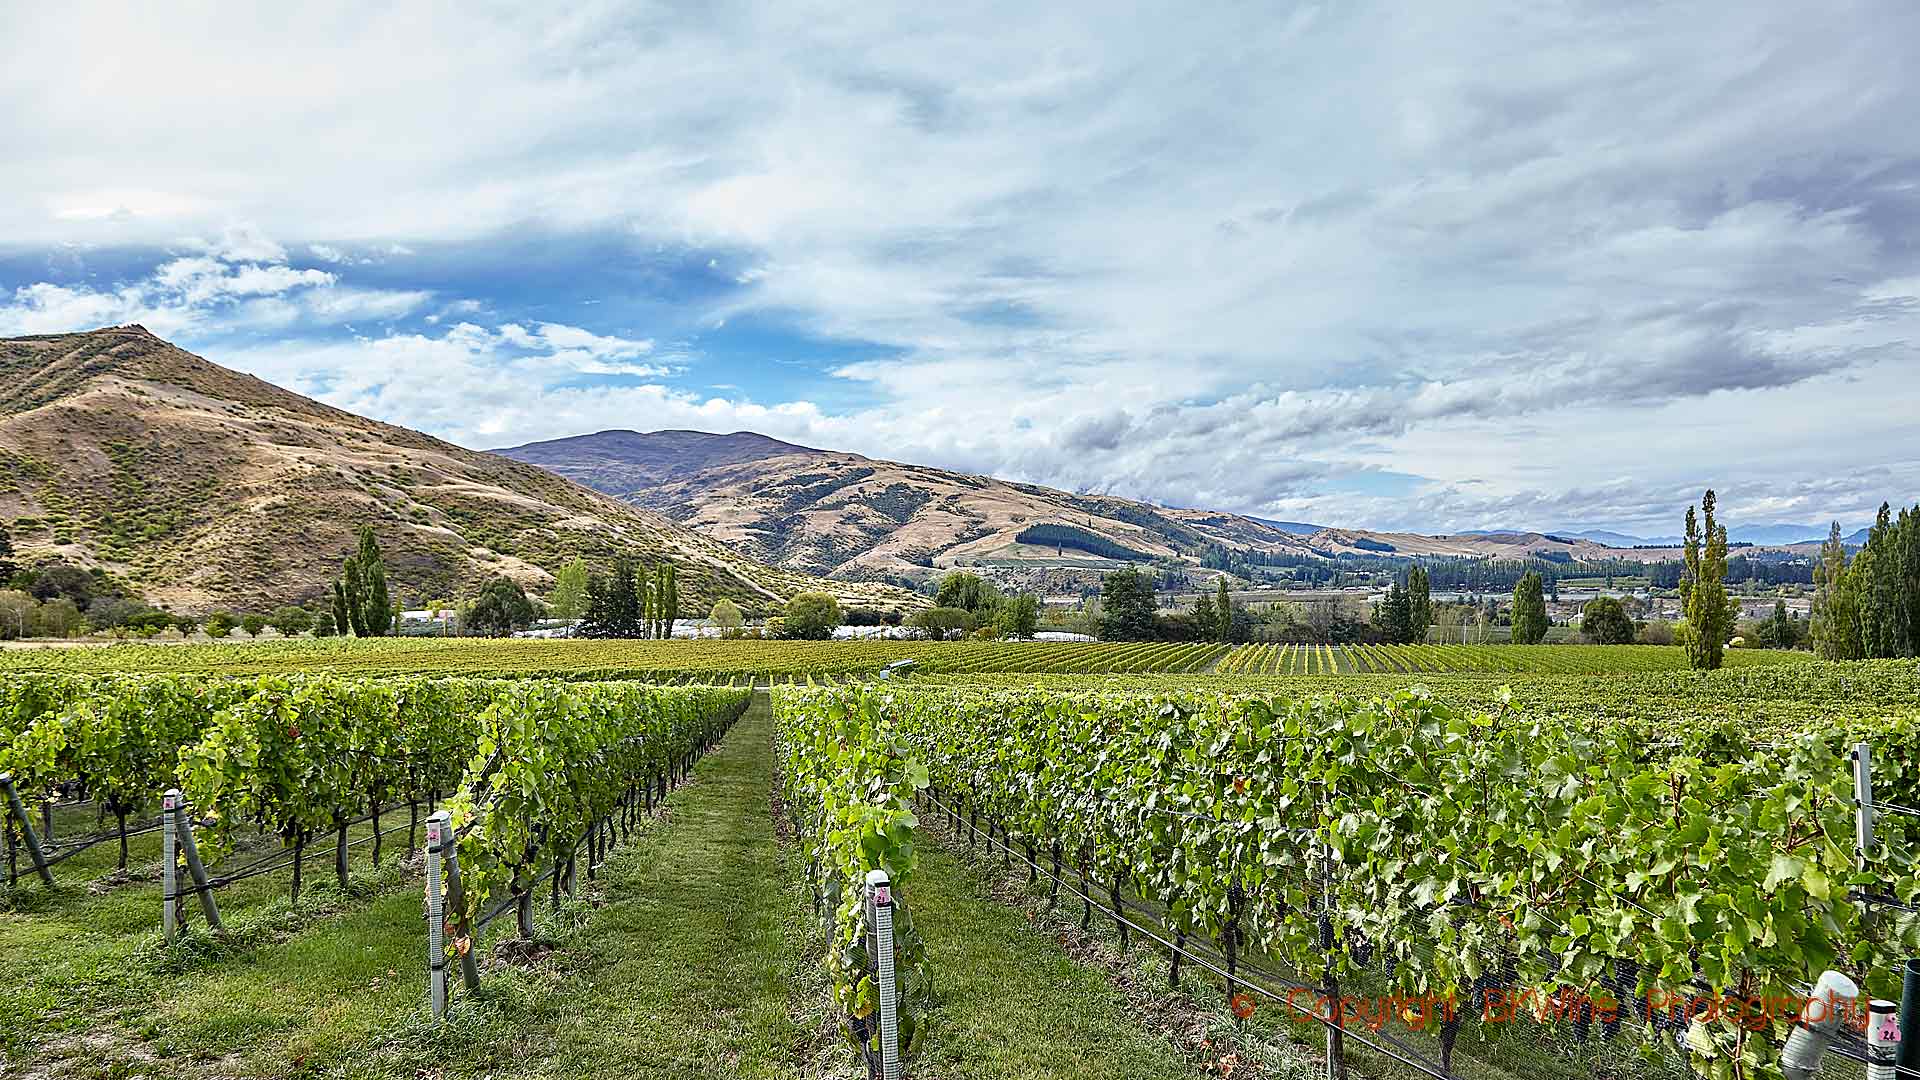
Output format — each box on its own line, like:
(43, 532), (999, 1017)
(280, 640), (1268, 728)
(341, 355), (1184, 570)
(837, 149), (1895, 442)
(598, 456), (1666, 585)
(493, 430), (1696, 587)
(622, 451), (1289, 582)
(0, 327), (919, 615)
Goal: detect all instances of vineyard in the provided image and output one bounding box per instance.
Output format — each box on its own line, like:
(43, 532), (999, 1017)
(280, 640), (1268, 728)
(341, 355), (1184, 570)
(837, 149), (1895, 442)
(1210, 642), (1804, 675)
(6, 642), (1919, 1079)
(0, 636), (1810, 680)
(1, 671), (749, 1056)
(770, 662), (1920, 1080)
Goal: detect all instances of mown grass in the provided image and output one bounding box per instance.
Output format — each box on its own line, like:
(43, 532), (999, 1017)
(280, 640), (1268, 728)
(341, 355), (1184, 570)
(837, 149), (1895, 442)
(0, 800), (426, 1072)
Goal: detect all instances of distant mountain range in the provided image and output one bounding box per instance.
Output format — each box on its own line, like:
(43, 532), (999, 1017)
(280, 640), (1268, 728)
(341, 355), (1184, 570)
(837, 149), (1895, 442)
(492, 429), (1790, 588)
(494, 429), (821, 496)
(0, 329), (917, 615)
(1464, 524), (1868, 547)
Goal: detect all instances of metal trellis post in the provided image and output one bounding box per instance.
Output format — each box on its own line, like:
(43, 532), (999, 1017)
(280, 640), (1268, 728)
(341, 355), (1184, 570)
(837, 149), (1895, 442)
(1854, 742), (1876, 941)
(866, 869), (901, 1080)
(426, 810), (449, 1018)
(162, 788), (179, 942)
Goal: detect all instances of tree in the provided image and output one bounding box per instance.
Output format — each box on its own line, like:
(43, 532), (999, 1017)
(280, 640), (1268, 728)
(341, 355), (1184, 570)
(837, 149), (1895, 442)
(1377, 582), (1415, 643)
(1214, 577), (1233, 644)
(910, 606), (975, 640)
(1811, 522), (1862, 660)
(269, 605), (314, 636)
(312, 607), (337, 637)
(550, 558), (590, 621)
(332, 580), (352, 640)
(1680, 490), (1730, 670)
(341, 558), (367, 635)
(205, 612), (238, 638)
(935, 572), (1000, 617)
(591, 557), (644, 638)
(0, 522), (16, 584)
(1856, 502), (1917, 659)
(1099, 567), (1158, 641)
(781, 592), (842, 640)
(1581, 596), (1635, 644)
(994, 593), (1040, 640)
(1407, 566), (1432, 643)
(1758, 599), (1799, 650)
(466, 576), (536, 637)
(358, 526), (392, 636)
(654, 562), (679, 638)
(26, 560), (93, 608)
(1511, 572), (1548, 644)
(709, 597), (744, 638)
(332, 525), (393, 637)
(0, 590), (32, 640)
(1192, 591), (1218, 642)
(240, 613), (269, 638)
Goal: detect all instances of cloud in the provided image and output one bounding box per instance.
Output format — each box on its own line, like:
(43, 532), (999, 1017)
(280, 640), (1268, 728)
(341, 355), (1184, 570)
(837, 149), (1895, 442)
(0, 243), (424, 337)
(2, 3), (1918, 531)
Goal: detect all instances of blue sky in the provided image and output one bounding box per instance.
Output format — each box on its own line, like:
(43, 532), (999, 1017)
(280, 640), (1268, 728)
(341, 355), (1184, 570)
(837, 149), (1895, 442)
(2, 2), (1917, 536)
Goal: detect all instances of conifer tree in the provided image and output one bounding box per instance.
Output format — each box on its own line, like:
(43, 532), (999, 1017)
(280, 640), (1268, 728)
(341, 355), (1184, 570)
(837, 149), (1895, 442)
(1511, 571), (1548, 644)
(1193, 591), (1217, 641)
(1408, 566), (1432, 643)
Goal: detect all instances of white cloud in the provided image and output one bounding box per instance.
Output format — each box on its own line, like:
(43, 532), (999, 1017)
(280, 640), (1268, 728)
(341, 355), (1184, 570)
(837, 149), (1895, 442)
(2, 2), (1918, 530)
(0, 242), (423, 337)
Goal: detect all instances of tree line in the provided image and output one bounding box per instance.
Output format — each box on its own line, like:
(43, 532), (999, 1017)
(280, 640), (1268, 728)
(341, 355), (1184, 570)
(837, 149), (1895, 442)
(912, 573), (1040, 640)
(575, 557), (682, 639)
(1811, 502), (1920, 660)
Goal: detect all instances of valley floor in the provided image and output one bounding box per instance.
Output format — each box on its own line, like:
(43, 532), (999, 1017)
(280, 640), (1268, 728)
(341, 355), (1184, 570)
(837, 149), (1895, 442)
(1, 695), (1199, 1080)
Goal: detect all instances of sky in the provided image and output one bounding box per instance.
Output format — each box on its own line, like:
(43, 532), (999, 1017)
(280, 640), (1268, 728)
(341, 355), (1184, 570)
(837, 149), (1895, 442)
(2, 2), (1917, 537)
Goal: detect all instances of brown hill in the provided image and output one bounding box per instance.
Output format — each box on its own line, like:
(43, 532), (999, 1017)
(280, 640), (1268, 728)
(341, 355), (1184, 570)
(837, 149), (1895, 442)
(496, 431), (1688, 588)
(0, 327), (919, 616)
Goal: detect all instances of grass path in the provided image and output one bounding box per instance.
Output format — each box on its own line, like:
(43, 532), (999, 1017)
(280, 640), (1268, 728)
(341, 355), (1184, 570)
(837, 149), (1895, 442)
(422, 690), (816, 1080)
(4, 694), (1204, 1080)
(906, 840), (1197, 1080)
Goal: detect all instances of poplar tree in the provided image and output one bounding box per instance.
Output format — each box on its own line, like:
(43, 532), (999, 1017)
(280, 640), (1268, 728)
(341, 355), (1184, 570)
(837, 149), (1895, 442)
(662, 562), (680, 638)
(332, 525), (392, 637)
(1811, 522), (1862, 660)
(1680, 489), (1730, 670)
(358, 526), (392, 637)
(1215, 577), (1233, 644)
(342, 557), (368, 636)
(331, 580), (352, 641)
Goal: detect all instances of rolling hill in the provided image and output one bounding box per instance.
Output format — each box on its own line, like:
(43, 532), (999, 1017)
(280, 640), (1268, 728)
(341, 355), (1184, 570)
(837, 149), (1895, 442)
(0, 327), (919, 616)
(493, 429), (1672, 587)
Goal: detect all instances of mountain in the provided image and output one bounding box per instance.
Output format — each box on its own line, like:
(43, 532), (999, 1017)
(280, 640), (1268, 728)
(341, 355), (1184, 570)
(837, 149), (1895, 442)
(495, 430), (1679, 587)
(1543, 528), (1651, 547)
(501, 436), (1328, 586)
(489, 429), (821, 496)
(1462, 523), (1865, 547)
(0, 327), (916, 616)
(1725, 523), (1831, 546)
